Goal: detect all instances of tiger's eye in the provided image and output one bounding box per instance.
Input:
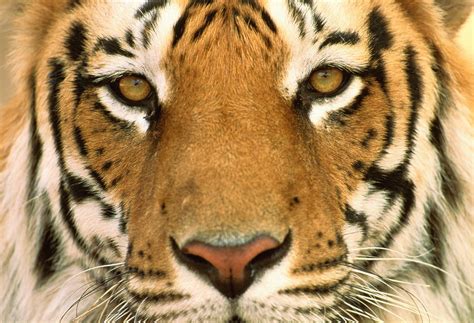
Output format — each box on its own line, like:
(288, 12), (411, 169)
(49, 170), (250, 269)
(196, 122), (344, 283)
(309, 67), (345, 95)
(118, 75), (152, 102)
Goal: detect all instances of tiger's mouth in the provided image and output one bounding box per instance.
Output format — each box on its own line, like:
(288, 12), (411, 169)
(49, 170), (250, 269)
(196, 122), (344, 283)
(74, 260), (357, 322)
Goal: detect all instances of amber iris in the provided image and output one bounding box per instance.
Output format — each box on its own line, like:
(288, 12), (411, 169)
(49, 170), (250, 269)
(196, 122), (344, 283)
(118, 75), (152, 102)
(309, 67), (345, 95)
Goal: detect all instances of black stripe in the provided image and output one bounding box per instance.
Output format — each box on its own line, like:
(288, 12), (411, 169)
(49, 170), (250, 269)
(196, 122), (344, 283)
(404, 46), (423, 158)
(192, 9), (218, 41)
(367, 7), (393, 59)
(382, 112), (394, 151)
(88, 167), (107, 190)
(101, 202), (116, 219)
(429, 46), (461, 210)
(102, 160), (113, 171)
(424, 200), (446, 284)
(312, 12), (325, 33)
(327, 87), (370, 125)
(367, 7), (392, 96)
(287, 0), (306, 38)
(370, 63), (389, 96)
(189, 0), (213, 7)
(65, 172), (99, 203)
(142, 12), (158, 48)
(344, 204), (368, 239)
(68, 0), (81, 10)
(430, 117), (460, 209)
(119, 203), (129, 234)
(59, 181), (109, 265)
(47, 58), (67, 169)
(243, 14), (258, 32)
(35, 193), (63, 286)
(319, 31), (360, 50)
(27, 71), (42, 218)
(65, 21), (87, 61)
(261, 9), (277, 34)
(129, 291), (188, 303)
(364, 46), (424, 254)
(172, 10), (190, 47)
(72, 57), (88, 107)
(361, 128), (377, 148)
(135, 0), (168, 19)
(73, 125), (88, 156)
(92, 102), (131, 130)
(125, 29), (136, 48)
(95, 37), (135, 58)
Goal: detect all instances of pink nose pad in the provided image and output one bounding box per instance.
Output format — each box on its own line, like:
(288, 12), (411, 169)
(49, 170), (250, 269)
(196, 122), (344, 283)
(177, 235), (289, 298)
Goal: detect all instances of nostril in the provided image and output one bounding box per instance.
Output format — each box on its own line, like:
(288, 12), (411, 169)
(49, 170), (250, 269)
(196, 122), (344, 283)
(248, 232), (292, 270)
(171, 231), (292, 299)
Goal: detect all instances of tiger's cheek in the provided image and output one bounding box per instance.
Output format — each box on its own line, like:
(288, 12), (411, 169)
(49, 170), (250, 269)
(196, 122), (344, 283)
(318, 84), (391, 197)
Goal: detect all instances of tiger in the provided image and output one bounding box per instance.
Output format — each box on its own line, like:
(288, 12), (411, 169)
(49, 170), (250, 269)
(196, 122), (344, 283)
(0, 0), (472, 321)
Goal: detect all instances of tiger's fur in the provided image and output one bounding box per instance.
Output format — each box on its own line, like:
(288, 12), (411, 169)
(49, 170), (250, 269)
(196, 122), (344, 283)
(0, 0), (473, 321)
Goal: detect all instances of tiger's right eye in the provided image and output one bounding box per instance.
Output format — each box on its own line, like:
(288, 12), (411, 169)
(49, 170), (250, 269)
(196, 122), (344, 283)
(111, 75), (153, 105)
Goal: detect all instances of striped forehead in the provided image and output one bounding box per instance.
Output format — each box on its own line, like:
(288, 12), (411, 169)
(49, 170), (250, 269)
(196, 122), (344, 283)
(83, 0), (375, 97)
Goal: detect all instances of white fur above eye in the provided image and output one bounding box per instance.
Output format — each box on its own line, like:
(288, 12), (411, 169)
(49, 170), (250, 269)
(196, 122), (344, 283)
(97, 87), (150, 133)
(308, 77), (364, 126)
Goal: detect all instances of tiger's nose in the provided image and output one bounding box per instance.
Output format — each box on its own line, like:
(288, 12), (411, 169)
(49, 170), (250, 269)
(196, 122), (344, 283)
(172, 233), (291, 298)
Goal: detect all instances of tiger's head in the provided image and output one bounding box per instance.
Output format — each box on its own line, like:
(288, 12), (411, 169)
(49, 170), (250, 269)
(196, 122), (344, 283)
(7, 0), (473, 321)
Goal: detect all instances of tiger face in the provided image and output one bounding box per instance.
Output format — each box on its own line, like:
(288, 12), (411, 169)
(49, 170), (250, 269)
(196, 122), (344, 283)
(17, 0), (471, 321)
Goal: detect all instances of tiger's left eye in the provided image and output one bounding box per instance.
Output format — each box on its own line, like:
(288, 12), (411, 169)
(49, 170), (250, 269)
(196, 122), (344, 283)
(309, 67), (347, 96)
(115, 75), (152, 103)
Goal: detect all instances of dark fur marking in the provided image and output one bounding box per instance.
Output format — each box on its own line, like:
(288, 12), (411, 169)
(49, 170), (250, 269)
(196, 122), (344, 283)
(101, 203), (116, 219)
(243, 14), (258, 31)
(368, 7), (393, 58)
(382, 113), (394, 151)
(430, 46), (461, 210)
(371, 63), (389, 96)
(429, 116), (460, 209)
(65, 172), (98, 202)
(93, 102), (131, 130)
(172, 10), (190, 47)
(189, 0), (213, 7)
(287, 0), (306, 38)
(102, 161), (113, 171)
(344, 205), (368, 239)
(88, 167), (107, 190)
(142, 12), (158, 48)
(424, 200), (446, 284)
(73, 125), (88, 156)
(361, 128), (377, 148)
(95, 37), (135, 58)
(135, 0), (168, 19)
(65, 21), (87, 61)
(129, 291), (189, 303)
(261, 9), (277, 33)
(72, 58), (88, 108)
(35, 194), (62, 286)
(47, 59), (67, 169)
(312, 12), (325, 33)
(319, 31), (360, 50)
(327, 87), (370, 125)
(192, 9), (218, 41)
(352, 160), (365, 172)
(27, 71), (43, 218)
(282, 273), (348, 290)
(68, 0), (81, 10)
(125, 29), (136, 48)
(96, 147), (105, 156)
(110, 176), (123, 187)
